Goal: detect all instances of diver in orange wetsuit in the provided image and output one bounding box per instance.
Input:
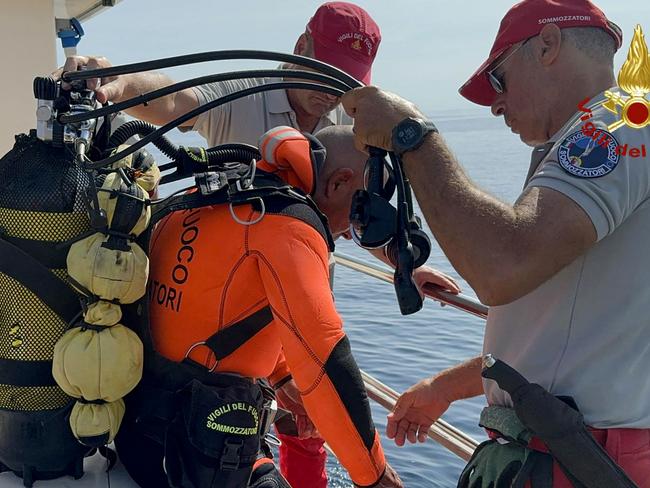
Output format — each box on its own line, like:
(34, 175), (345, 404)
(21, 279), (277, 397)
(116, 125), (403, 488)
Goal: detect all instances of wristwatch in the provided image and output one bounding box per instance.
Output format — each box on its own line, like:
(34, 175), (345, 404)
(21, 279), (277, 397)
(391, 117), (438, 156)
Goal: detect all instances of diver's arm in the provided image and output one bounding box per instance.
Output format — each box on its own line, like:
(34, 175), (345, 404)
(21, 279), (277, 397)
(59, 55), (200, 127)
(112, 71), (200, 126)
(255, 219), (390, 487)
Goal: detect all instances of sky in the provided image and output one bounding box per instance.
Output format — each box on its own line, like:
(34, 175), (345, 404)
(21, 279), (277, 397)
(60, 0), (650, 114)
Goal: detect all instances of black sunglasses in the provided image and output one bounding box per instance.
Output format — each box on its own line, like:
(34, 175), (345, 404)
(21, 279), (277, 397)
(487, 39), (529, 94)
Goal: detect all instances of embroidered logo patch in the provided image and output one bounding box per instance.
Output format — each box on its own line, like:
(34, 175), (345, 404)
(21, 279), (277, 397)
(557, 130), (620, 178)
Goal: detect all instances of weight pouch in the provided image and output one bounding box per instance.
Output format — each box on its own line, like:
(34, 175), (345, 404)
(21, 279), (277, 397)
(163, 378), (265, 488)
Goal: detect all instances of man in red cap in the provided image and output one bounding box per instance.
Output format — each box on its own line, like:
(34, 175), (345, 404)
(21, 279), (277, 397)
(60, 1), (381, 143)
(342, 0), (650, 486)
(59, 3), (460, 488)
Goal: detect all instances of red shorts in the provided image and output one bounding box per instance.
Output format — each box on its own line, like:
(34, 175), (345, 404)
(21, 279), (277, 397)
(526, 427), (650, 487)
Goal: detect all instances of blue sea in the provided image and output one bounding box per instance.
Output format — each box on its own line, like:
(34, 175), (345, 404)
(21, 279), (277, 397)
(0, 110), (534, 488)
(160, 109), (534, 487)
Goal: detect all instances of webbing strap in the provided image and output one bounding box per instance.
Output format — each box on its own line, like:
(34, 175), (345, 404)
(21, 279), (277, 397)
(0, 358), (57, 386)
(204, 306), (274, 360)
(0, 237), (80, 324)
(1, 235), (69, 269)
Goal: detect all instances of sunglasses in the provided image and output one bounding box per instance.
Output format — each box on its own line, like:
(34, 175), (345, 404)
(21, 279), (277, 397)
(487, 39), (529, 94)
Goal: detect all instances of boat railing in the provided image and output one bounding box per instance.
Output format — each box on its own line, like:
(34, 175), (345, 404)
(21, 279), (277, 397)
(333, 252), (485, 461)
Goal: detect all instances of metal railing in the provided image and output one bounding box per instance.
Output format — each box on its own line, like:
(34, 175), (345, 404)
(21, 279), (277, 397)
(334, 252), (486, 461)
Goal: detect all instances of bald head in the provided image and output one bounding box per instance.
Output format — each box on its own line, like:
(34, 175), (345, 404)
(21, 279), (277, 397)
(315, 125), (367, 184)
(312, 125), (368, 238)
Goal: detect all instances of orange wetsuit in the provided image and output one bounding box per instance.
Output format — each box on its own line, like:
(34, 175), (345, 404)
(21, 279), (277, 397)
(148, 128), (386, 486)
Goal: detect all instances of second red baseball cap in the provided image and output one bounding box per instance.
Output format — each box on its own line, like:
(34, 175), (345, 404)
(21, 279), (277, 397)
(306, 2), (381, 85)
(459, 0), (623, 106)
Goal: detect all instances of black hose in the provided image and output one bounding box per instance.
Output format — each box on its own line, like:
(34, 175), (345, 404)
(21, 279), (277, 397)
(60, 69), (352, 124)
(109, 120), (179, 158)
(158, 143), (260, 172)
(61, 50), (362, 90)
(206, 143), (259, 157)
(160, 146), (261, 185)
(82, 81), (344, 170)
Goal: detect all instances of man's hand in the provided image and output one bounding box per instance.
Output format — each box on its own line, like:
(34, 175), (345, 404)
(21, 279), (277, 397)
(275, 379), (320, 440)
(386, 376), (453, 447)
(356, 463), (403, 488)
(53, 55), (125, 104)
(413, 265), (460, 296)
(341, 86), (425, 153)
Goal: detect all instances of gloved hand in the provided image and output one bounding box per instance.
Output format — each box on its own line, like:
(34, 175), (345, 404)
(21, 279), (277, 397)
(457, 439), (528, 488)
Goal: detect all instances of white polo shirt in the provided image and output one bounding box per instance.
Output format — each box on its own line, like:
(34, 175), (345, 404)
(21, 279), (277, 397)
(189, 77), (351, 147)
(483, 88), (650, 428)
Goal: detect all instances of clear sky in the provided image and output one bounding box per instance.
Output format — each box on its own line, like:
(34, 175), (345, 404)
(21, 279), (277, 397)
(64, 0), (650, 114)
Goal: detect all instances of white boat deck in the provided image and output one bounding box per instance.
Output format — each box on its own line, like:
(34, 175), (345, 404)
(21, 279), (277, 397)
(0, 449), (138, 488)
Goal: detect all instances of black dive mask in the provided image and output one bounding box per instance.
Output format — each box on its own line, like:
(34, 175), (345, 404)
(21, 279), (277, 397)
(349, 148), (431, 315)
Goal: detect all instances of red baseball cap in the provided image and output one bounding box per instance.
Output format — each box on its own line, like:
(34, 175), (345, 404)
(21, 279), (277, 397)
(459, 0), (623, 106)
(306, 2), (381, 85)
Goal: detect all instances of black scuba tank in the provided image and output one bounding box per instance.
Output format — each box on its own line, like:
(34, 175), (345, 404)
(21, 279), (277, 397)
(0, 131), (91, 485)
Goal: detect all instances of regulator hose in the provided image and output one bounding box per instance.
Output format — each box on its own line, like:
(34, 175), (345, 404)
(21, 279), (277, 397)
(108, 120), (178, 158)
(83, 81), (344, 170)
(60, 69), (352, 124)
(61, 50), (361, 90)
(159, 145), (261, 185)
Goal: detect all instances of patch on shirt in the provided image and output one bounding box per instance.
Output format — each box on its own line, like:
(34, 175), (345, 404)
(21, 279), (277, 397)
(557, 130), (620, 178)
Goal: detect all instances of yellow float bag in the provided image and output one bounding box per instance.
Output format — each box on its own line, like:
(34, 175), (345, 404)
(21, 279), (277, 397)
(67, 233), (149, 304)
(52, 323), (143, 402)
(110, 144), (161, 194)
(69, 398), (125, 447)
(84, 300), (122, 326)
(96, 172), (151, 237)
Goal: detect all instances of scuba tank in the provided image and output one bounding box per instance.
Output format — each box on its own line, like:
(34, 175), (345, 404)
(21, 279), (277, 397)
(0, 77), (154, 487)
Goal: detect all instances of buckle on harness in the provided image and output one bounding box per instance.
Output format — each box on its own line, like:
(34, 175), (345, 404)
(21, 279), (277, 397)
(220, 439), (244, 471)
(196, 172), (228, 196)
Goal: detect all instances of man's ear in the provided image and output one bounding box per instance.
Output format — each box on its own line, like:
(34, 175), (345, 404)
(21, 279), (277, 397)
(325, 168), (355, 198)
(294, 33), (308, 56)
(538, 23), (562, 67)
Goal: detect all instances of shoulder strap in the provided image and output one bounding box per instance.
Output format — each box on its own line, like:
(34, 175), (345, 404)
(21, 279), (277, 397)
(0, 237), (80, 324)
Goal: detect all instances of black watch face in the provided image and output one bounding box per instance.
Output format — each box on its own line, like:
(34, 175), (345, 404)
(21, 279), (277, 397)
(396, 120), (422, 148)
